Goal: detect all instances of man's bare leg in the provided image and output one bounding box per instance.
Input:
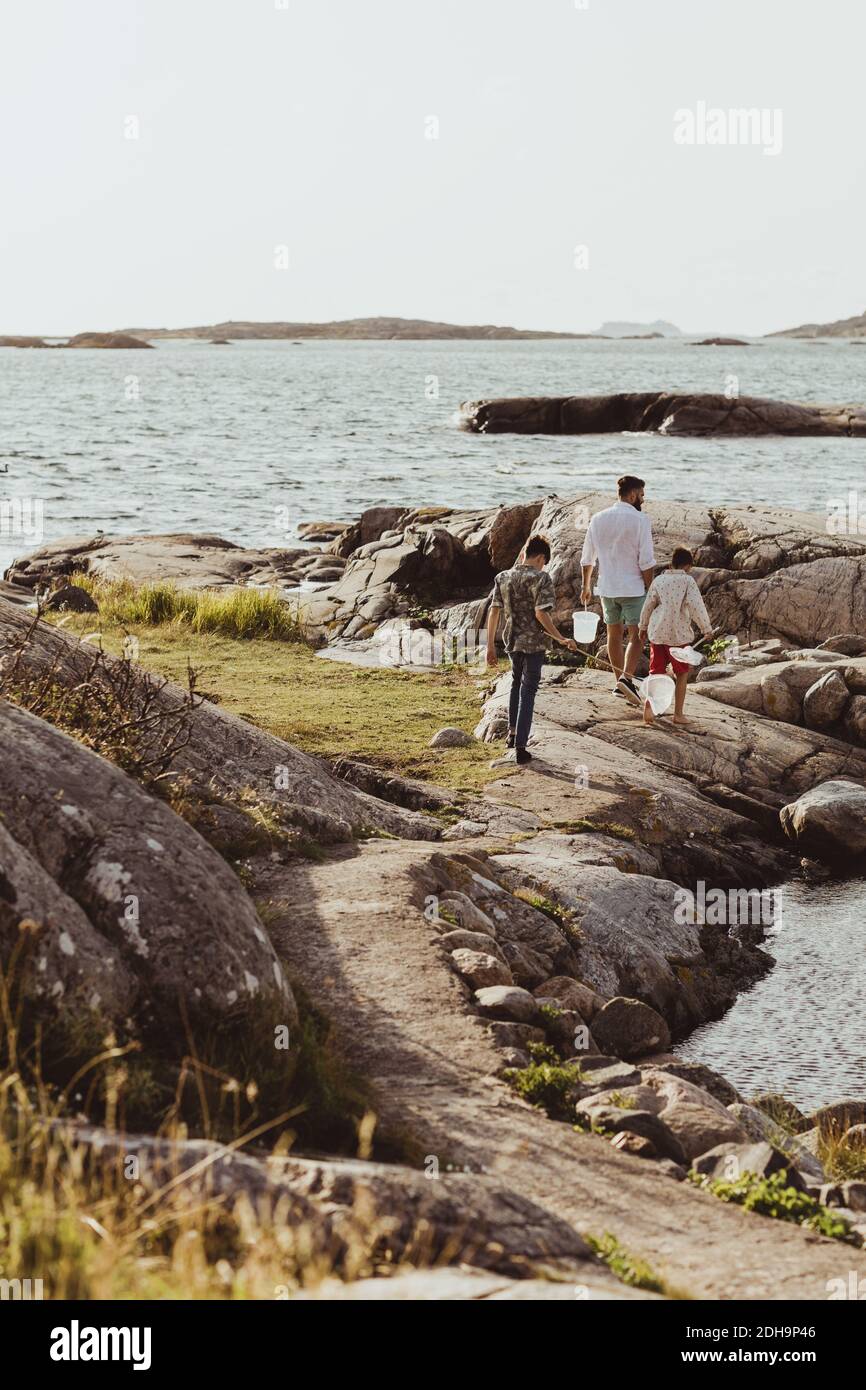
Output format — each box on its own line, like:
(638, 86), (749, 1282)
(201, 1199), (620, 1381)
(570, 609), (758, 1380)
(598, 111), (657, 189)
(624, 623), (642, 677)
(606, 623), (624, 681)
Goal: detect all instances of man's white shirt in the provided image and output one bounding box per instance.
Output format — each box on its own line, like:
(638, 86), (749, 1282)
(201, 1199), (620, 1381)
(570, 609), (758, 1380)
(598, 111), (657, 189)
(580, 501), (655, 598)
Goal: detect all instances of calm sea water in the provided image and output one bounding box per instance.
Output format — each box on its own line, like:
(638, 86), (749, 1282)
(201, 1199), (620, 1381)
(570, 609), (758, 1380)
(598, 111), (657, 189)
(1, 336), (864, 575)
(676, 878), (866, 1112)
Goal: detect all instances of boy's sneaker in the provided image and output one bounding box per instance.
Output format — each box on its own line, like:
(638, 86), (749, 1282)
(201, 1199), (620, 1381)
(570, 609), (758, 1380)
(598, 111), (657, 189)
(515, 747), (533, 765)
(616, 675), (642, 707)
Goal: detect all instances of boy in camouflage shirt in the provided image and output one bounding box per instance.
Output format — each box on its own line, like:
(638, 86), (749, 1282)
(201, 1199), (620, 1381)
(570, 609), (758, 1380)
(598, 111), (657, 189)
(486, 535), (577, 764)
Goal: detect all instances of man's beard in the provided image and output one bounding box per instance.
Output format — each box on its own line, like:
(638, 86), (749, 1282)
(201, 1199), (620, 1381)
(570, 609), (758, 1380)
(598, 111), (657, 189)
(631, 498), (643, 511)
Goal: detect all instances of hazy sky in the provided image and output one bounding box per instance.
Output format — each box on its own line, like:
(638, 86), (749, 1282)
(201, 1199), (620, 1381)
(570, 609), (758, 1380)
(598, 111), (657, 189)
(2, 0), (864, 336)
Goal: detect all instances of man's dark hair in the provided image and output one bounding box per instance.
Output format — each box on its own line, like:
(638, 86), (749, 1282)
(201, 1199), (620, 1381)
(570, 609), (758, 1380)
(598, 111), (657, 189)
(671, 546), (694, 569)
(617, 475), (645, 498)
(525, 535), (551, 562)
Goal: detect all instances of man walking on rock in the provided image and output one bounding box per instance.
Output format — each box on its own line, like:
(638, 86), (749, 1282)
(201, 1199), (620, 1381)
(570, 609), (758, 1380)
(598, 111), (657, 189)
(580, 475), (655, 704)
(486, 535), (578, 763)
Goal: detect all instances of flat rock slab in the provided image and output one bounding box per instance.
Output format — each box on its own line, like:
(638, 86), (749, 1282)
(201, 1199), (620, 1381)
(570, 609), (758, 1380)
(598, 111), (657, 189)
(5, 532), (313, 592)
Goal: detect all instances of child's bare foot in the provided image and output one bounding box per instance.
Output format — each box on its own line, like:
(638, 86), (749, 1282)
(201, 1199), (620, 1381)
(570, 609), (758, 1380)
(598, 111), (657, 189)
(672, 714), (690, 725)
(643, 702), (655, 725)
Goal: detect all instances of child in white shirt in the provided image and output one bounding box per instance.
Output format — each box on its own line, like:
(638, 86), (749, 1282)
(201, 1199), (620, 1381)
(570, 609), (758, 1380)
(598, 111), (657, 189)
(638, 547), (712, 726)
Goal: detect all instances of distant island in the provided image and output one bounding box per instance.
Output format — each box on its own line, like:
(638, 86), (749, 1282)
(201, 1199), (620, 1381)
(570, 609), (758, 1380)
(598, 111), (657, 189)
(593, 319), (683, 337)
(0, 315), (768, 347)
(116, 316), (595, 342)
(768, 308), (866, 339)
(0, 331), (153, 350)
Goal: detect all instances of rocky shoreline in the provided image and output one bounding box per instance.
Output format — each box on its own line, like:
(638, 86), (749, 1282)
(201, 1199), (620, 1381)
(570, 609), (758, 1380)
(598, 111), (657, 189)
(4, 493), (866, 1296)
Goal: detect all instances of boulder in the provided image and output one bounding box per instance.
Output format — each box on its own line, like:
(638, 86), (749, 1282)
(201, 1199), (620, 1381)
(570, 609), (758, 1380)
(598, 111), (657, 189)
(639, 1060), (742, 1107)
(0, 701), (297, 1044)
(450, 949), (513, 990)
(803, 670), (850, 728)
(436, 891), (498, 934)
(810, 1099), (866, 1134)
(818, 634), (866, 657)
(691, 1141), (805, 1186)
(641, 1070), (750, 1160)
(473, 985), (540, 1024)
(841, 1182), (866, 1213)
(609, 1132), (659, 1158)
(751, 1093), (808, 1131)
(436, 929), (506, 960)
(574, 1088), (688, 1164)
(780, 780), (866, 860)
(501, 941), (554, 989)
(485, 1021), (545, 1051)
(844, 695), (866, 745)
(535, 1005), (598, 1058)
(42, 583), (99, 614)
(533, 975), (606, 1020)
(430, 727), (475, 749)
(572, 1058), (642, 1095)
(726, 1103), (825, 1181)
(591, 998), (671, 1059)
(0, 822), (138, 1035)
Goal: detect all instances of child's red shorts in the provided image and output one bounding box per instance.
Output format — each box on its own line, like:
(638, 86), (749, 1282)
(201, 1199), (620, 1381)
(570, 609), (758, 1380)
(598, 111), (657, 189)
(649, 643), (691, 676)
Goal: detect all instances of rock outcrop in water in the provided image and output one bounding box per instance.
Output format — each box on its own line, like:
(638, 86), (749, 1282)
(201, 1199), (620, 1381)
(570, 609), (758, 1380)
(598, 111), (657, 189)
(64, 332), (154, 349)
(458, 392), (866, 436)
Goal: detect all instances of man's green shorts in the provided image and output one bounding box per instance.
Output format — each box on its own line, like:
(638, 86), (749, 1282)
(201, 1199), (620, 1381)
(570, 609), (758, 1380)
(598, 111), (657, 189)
(600, 595), (645, 626)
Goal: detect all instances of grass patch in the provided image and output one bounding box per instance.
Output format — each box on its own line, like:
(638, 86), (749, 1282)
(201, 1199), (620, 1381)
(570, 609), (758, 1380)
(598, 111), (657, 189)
(551, 819), (635, 841)
(47, 607), (503, 794)
(818, 1124), (866, 1182)
(68, 574), (309, 642)
(585, 1233), (666, 1294)
(502, 1043), (583, 1121)
(690, 1169), (855, 1242)
(513, 886), (581, 940)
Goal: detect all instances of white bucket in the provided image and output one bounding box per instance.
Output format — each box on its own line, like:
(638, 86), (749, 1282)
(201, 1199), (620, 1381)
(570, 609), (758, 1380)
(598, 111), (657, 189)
(669, 645), (704, 667)
(573, 609), (600, 643)
(639, 674), (676, 715)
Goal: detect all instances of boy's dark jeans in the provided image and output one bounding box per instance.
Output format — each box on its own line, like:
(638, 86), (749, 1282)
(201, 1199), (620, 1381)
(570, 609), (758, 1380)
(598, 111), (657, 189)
(508, 650), (544, 748)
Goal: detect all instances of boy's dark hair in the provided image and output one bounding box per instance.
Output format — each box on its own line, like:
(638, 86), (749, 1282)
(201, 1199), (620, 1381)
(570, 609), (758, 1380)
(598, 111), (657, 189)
(617, 474), (645, 497)
(525, 535), (551, 562)
(671, 546), (694, 569)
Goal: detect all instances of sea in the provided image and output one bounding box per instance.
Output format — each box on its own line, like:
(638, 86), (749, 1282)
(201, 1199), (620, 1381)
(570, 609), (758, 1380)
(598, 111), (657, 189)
(1, 335), (865, 577)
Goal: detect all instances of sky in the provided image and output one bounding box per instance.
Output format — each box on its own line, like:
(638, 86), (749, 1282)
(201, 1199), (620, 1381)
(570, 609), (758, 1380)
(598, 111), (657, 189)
(1, 0), (864, 336)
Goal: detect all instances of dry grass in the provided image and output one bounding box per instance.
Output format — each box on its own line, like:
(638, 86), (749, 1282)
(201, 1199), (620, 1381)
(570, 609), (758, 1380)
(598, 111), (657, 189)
(69, 575), (308, 643)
